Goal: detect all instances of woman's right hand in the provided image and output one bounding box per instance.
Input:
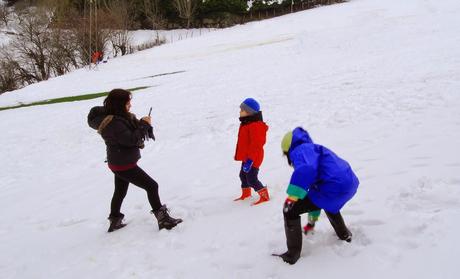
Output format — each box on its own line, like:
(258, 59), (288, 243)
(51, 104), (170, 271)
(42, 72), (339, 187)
(141, 116), (152, 125)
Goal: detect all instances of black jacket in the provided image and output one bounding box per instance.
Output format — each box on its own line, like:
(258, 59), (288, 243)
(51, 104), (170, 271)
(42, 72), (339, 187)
(88, 106), (150, 165)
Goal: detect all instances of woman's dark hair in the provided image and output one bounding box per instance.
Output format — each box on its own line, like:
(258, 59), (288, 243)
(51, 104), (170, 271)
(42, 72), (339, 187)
(104, 89), (131, 116)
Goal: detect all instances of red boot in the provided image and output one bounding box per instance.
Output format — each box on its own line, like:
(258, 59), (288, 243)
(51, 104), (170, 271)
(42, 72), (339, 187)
(234, 187), (252, 201)
(252, 187), (270, 206)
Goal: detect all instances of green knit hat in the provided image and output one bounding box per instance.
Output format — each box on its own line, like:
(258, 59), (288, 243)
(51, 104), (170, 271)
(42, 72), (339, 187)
(281, 131), (293, 153)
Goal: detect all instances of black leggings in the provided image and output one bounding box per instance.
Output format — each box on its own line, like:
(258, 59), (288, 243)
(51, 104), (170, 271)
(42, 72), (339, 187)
(239, 164), (264, 191)
(110, 166), (162, 217)
(284, 196), (351, 240)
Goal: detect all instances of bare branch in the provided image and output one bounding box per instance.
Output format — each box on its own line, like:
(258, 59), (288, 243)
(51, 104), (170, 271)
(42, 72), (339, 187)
(0, 3), (12, 27)
(173, 0), (199, 29)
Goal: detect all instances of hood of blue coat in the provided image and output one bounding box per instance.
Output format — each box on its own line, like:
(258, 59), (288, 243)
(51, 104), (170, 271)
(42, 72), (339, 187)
(290, 127), (313, 152)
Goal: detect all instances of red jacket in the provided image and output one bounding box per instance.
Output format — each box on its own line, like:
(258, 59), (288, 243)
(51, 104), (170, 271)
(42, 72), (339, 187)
(234, 114), (268, 168)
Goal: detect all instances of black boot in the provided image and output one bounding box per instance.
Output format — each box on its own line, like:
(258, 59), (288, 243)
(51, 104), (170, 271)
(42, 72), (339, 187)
(108, 213), (126, 233)
(152, 205), (183, 230)
(325, 211), (352, 242)
(280, 218), (302, 264)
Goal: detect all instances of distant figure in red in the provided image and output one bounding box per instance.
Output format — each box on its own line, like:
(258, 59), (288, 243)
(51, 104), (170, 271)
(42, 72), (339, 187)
(91, 51), (103, 64)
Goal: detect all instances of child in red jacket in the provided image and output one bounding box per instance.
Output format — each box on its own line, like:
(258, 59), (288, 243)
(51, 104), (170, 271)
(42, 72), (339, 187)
(234, 98), (270, 205)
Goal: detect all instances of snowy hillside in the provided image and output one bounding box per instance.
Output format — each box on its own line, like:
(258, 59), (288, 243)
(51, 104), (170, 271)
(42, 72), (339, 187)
(1, 0), (460, 278)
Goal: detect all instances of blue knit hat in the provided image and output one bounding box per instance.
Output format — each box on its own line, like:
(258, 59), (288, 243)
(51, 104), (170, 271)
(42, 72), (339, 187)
(240, 98), (260, 114)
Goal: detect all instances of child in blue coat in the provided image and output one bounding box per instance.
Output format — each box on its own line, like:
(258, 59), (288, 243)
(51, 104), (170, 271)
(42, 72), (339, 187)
(275, 127), (359, 264)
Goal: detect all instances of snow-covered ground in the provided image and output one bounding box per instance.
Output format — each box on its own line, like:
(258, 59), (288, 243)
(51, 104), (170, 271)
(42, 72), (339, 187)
(1, 0), (460, 278)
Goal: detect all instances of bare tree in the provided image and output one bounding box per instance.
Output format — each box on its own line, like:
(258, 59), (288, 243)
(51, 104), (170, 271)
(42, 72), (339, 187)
(173, 0), (199, 29)
(141, 0), (164, 30)
(109, 28), (132, 57)
(0, 6), (83, 93)
(72, 23), (109, 65)
(43, 0), (87, 71)
(66, 1), (111, 65)
(102, 0), (134, 56)
(11, 8), (53, 83)
(0, 3), (11, 27)
(0, 56), (20, 93)
(48, 28), (80, 75)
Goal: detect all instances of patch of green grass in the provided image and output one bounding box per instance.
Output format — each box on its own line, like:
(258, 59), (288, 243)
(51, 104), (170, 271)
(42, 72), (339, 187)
(0, 86), (150, 112)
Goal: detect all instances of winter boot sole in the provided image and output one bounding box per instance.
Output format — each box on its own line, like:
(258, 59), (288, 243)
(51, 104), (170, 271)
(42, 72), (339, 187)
(271, 253), (299, 265)
(251, 198), (269, 206)
(159, 219), (183, 230)
(108, 223), (127, 233)
(233, 196), (252, 201)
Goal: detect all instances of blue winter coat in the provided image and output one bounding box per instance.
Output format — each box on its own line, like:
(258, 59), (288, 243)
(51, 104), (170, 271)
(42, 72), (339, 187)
(286, 127), (359, 213)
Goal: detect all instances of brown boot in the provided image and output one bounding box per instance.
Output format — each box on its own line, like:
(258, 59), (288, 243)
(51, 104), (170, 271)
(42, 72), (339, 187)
(107, 213), (126, 233)
(252, 187), (270, 205)
(152, 205), (183, 230)
(234, 187), (252, 201)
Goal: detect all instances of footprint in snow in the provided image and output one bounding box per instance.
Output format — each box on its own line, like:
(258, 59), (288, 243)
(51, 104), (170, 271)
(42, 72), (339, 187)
(411, 163), (429, 168)
(401, 223), (428, 235)
(411, 156), (432, 160)
(355, 219), (385, 226)
(234, 263), (252, 270)
(57, 218), (88, 227)
(396, 239), (419, 250)
(329, 228), (371, 257)
(389, 170), (408, 176)
(360, 174), (376, 181)
(343, 209), (365, 216)
(405, 143), (419, 149)
(362, 158), (380, 162)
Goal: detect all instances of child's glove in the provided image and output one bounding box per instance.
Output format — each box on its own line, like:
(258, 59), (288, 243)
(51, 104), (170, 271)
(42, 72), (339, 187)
(283, 197), (298, 214)
(242, 159), (254, 173)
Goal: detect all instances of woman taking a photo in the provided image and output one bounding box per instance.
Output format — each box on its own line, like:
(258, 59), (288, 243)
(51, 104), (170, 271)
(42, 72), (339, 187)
(88, 89), (182, 232)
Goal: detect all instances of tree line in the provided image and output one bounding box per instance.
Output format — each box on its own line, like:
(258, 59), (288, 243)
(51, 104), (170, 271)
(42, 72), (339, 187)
(3, 0), (345, 29)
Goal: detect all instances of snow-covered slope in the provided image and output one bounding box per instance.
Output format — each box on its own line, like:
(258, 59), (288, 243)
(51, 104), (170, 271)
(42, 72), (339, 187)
(1, 0), (460, 278)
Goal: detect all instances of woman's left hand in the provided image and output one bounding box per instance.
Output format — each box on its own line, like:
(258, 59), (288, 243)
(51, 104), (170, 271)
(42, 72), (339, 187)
(141, 116), (152, 125)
